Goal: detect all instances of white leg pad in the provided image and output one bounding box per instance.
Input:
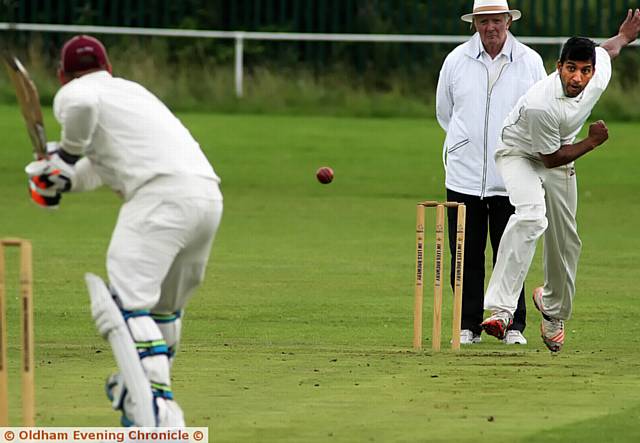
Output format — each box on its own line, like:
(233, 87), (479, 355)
(152, 312), (183, 365)
(126, 315), (171, 391)
(156, 399), (186, 426)
(85, 273), (155, 426)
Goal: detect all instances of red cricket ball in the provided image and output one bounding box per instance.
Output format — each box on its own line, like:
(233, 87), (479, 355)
(316, 166), (334, 184)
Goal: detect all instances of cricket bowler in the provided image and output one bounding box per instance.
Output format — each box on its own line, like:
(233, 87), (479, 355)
(481, 10), (640, 352)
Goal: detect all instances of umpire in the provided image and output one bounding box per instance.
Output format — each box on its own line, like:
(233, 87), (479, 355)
(435, 0), (546, 344)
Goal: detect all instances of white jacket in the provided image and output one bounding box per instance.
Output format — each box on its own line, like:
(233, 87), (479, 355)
(436, 32), (546, 197)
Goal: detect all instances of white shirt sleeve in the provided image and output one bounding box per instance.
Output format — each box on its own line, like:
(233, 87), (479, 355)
(435, 57), (453, 131)
(71, 157), (103, 193)
(591, 47), (612, 91)
(54, 84), (100, 156)
(528, 108), (561, 155)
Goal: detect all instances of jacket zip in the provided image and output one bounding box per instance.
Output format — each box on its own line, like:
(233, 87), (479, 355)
(480, 61), (510, 199)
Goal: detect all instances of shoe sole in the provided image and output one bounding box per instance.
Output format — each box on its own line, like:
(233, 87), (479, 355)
(541, 336), (562, 352)
(481, 318), (512, 340)
(540, 324), (564, 352)
(503, 338), (527, 345)
(533, 288), (564, 352)
(459, 339), (482, 345)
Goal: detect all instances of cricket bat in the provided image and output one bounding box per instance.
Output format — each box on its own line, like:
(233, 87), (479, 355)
(2, 54), (47, 159)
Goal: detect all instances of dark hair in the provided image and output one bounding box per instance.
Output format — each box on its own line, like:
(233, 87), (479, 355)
(559, 37), (597, 67)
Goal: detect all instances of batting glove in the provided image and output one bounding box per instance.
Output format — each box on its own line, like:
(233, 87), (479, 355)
(25, 150), (75, 209)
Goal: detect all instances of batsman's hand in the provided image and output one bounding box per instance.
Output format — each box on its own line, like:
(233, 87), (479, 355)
(588, 120), (609, 148)
(25, 150), (75, 209)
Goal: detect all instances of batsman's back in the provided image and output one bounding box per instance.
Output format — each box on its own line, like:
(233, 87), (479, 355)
(53, 71), (219, 200)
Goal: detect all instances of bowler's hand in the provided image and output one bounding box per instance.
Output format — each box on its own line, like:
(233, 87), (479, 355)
(588, 120), (609, 148)
(619, 9), (640, 44)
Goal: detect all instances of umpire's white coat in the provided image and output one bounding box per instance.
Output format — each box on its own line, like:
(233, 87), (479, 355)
(436, 32), (546, 198)
(54, 71), (223, 312)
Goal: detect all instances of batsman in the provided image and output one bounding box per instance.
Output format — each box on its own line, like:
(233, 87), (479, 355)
(25, 35), (223, 425)
(481, 10), (640, 352)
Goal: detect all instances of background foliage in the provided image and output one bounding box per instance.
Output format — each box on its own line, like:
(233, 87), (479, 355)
(1, 0), (640, 118)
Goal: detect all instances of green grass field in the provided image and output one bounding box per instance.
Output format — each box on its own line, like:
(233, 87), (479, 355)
(1, 104), (639, 442)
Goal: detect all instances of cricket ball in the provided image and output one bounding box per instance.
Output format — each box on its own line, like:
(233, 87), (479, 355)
(316, 166), (334, 184)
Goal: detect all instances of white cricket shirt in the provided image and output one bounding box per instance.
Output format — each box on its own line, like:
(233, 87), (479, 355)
(53, 71), (220, 200)
(497, 47), (612, 158)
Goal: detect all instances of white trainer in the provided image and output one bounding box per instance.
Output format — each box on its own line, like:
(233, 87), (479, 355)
(481, 311), (513, 340)
(460, 329), (482, 344)
(532, 287), (565, 352)
(503, 330), (527, 345)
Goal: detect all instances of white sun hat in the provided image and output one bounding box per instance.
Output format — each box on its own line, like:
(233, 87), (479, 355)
(461, 0), (522, 22)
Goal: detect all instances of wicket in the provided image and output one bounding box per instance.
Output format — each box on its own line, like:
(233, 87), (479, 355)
(413, 202), (466, 351)
(0, 238), (35, 426)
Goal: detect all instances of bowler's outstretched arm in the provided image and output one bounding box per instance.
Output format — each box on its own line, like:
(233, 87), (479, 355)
(601, 9), (640, 59)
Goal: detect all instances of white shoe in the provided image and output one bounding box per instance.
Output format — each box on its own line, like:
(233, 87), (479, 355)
(503, 330), (527, 345)
(533, 287), (564, 352)
(481, 311), (513, 340)
(459, 329), (482, 344)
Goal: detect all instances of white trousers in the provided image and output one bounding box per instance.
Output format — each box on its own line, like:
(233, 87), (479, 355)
(484, 155), (581, 320)
(107, 175), (223, 312)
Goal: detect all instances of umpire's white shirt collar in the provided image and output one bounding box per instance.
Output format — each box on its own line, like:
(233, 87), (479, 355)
(469, 31), (515, 61)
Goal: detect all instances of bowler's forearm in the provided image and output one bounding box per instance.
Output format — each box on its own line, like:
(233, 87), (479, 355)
(601, 34), (632, 59)
(539, 138), (600, 168)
